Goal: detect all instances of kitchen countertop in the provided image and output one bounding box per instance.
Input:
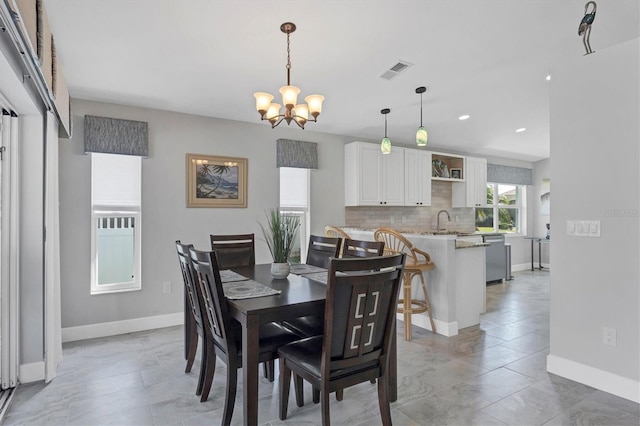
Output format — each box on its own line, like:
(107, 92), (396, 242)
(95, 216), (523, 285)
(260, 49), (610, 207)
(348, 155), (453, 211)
(455, 241), (489, 249)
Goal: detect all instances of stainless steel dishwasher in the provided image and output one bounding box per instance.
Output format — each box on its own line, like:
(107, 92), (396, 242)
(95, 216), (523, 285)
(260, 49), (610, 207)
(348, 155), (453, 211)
(482, 234), (506, 283)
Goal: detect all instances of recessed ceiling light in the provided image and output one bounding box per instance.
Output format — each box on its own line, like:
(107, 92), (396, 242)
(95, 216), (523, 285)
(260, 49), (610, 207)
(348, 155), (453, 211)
(458, 114), (470, 120)
(516, 128), (527, 133)
(546, 75), (551, 81)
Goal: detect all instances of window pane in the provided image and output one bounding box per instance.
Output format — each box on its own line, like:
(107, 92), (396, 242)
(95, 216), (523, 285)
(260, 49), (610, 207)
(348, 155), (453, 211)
(498, 208), (518, 233)
(486, 184), (494, 205)
(96, 215), (136, 285)
(475, 208), (494, 232)
(497, 184), (517, 205)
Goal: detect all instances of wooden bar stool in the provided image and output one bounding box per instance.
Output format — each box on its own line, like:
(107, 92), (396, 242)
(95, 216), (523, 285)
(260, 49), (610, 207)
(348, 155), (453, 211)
(374, 228), (436, 340)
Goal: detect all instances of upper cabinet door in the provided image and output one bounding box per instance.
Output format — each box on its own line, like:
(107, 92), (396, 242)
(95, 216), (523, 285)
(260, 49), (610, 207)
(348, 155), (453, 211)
(382, 148), (405, 206)
(404, 149), (431, 206)
(344, 142), (404, 206)
(452, 156), (487, 207)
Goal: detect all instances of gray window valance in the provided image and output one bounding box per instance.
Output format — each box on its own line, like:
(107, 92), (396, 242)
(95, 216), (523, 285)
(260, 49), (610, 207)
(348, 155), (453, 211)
(487, 164), (533, 185)
(84, 115), (148, 157)
(276, 139), (318, 169)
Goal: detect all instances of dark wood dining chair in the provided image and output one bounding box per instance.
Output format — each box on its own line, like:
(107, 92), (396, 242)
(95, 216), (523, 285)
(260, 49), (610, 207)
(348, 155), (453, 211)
(210, 233), (255, 269)
(342, 238), (385, 258)
(305, 235), (342, 269)
(278, 254), (406, 426)
(209, 233), (278, 380)
(175, 241), (208, 397)
(189, 248), (300, 425)
(282, 235), (341, 340)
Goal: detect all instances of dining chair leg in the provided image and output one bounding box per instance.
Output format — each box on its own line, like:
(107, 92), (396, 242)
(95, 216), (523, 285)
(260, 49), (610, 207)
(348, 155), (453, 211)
(185, 329), (198, 373)
(279, 359), (291, 420)
(222, 366), (238, 426)
(312, 387), (320, 403)
(336, 389), (343, 401)
(199, 343), (217, 402)
(294, 374), (304, 407)
(377, 374), (392, 426)
(321, 388), (331, 426)
(264, 360), (275, 382)
(195, 338), (208, 396)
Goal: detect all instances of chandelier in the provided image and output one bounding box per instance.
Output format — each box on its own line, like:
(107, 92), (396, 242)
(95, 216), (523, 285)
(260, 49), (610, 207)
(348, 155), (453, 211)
(253, 22), (324, 129)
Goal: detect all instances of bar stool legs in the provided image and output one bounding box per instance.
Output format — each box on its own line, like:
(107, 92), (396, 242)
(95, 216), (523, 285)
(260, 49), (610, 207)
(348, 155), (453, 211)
(397, 269), (436, 340)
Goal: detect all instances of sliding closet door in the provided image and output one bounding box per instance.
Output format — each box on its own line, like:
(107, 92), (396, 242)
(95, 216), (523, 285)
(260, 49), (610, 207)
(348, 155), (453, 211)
(0, 107), (19, 390)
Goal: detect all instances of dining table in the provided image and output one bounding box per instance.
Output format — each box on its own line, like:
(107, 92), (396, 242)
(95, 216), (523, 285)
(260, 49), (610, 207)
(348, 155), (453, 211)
(227, 263), (398, 426)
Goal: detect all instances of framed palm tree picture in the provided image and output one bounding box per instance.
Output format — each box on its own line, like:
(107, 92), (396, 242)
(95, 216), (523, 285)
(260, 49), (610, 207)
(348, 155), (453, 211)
(186, 153), (248, 208)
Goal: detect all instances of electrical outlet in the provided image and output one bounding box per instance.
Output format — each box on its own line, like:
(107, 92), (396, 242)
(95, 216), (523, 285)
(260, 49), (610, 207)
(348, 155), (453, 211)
(162, 281), (172, 294)
(603, 327), (617, 346)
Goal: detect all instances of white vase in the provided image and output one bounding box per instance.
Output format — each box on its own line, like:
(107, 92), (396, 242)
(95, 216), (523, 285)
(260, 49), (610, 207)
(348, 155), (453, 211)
(271, 262), (290, 279)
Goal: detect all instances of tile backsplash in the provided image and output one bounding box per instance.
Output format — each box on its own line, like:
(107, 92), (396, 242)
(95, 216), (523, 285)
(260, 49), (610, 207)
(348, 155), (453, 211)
(345, 181), (476, 232)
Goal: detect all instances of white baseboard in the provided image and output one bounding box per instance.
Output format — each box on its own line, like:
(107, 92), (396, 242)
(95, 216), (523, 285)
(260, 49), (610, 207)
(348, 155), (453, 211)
(511, 263), (551, 273)
(19, 361), (44, 384)
(547, 354), (640, 403)
(398, 312), (458, 337)
(62, 312), (184, 343)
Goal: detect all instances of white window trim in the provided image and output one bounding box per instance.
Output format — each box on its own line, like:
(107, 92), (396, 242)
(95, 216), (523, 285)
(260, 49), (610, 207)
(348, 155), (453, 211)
(485, 183), (527, 236)
(90, 207), (142, 295)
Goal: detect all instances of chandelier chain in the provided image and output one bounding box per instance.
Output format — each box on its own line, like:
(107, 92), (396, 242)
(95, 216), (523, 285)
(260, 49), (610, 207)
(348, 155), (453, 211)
(286, 32), (291, 85)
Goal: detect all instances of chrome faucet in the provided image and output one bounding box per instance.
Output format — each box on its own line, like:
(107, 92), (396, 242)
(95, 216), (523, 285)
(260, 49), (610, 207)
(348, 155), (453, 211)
(437, 210), (451, 231)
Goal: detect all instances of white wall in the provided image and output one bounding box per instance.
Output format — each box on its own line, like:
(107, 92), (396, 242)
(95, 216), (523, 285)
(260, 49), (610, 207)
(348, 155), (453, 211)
(547, 39), (639, 402)
(59, 100), (350, 328)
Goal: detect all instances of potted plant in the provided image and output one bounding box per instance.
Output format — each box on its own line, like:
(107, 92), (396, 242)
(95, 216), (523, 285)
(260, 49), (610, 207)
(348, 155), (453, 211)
(259, 209), (301, 278)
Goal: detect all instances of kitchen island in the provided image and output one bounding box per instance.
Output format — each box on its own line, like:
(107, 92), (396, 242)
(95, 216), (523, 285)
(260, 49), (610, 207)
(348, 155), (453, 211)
(346, 229), (486, 336)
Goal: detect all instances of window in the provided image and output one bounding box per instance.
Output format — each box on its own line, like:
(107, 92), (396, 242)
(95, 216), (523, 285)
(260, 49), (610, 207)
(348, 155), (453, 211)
(279, 167), (310, 264)
(91, 153), (142, 294)
(475, 183), (526, 234)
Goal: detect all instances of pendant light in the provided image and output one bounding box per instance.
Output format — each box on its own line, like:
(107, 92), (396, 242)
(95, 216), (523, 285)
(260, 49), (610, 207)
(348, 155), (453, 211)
(415, 86), (428, 146)
(380, 108), (391, 154)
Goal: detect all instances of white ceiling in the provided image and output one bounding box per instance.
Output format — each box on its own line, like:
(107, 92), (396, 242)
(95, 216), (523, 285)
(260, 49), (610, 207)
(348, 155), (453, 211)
(44, 0), (639, 162)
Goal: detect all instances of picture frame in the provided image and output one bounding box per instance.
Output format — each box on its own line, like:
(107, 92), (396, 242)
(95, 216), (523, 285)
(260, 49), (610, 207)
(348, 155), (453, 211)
(450, 168), (462, 179)
(186, 153), (248, 208)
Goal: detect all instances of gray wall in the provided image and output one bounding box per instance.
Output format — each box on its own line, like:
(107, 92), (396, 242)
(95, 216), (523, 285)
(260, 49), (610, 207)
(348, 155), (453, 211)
(59, 100), (351, 328)
(549, 39), (639, 384)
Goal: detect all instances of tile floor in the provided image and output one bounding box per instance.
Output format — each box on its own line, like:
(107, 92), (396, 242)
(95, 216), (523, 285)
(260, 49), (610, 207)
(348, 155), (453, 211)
(5, 270), (640, 425)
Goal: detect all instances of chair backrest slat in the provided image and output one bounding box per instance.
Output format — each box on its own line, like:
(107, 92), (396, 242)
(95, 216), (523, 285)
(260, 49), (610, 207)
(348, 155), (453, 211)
(176, 241), (204, 334)
(210, 233), (255, 269)
(374, 228), (419, 263)
(189, 248), (237, 354)
(306, 235), (341, 269)
(342, 238), (385, 258)
(321, 254), (405, 375)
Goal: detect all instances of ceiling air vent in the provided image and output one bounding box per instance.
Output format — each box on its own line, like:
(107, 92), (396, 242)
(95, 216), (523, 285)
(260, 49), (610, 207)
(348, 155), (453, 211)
(380, 60), (413, 80)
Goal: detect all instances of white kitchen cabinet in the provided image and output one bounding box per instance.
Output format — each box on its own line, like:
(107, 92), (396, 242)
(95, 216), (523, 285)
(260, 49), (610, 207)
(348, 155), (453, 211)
(345, 142), (405, 206)
(404, 149), (431, 206)
(452, 156), (487, 207)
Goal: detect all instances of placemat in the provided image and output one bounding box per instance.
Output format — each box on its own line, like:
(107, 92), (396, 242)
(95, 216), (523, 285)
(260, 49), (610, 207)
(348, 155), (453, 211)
(222, 280), (281, 300)
(301, 271), (328, 284)
(219, 269), (249, 283)
(290, 264), (327, 275)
